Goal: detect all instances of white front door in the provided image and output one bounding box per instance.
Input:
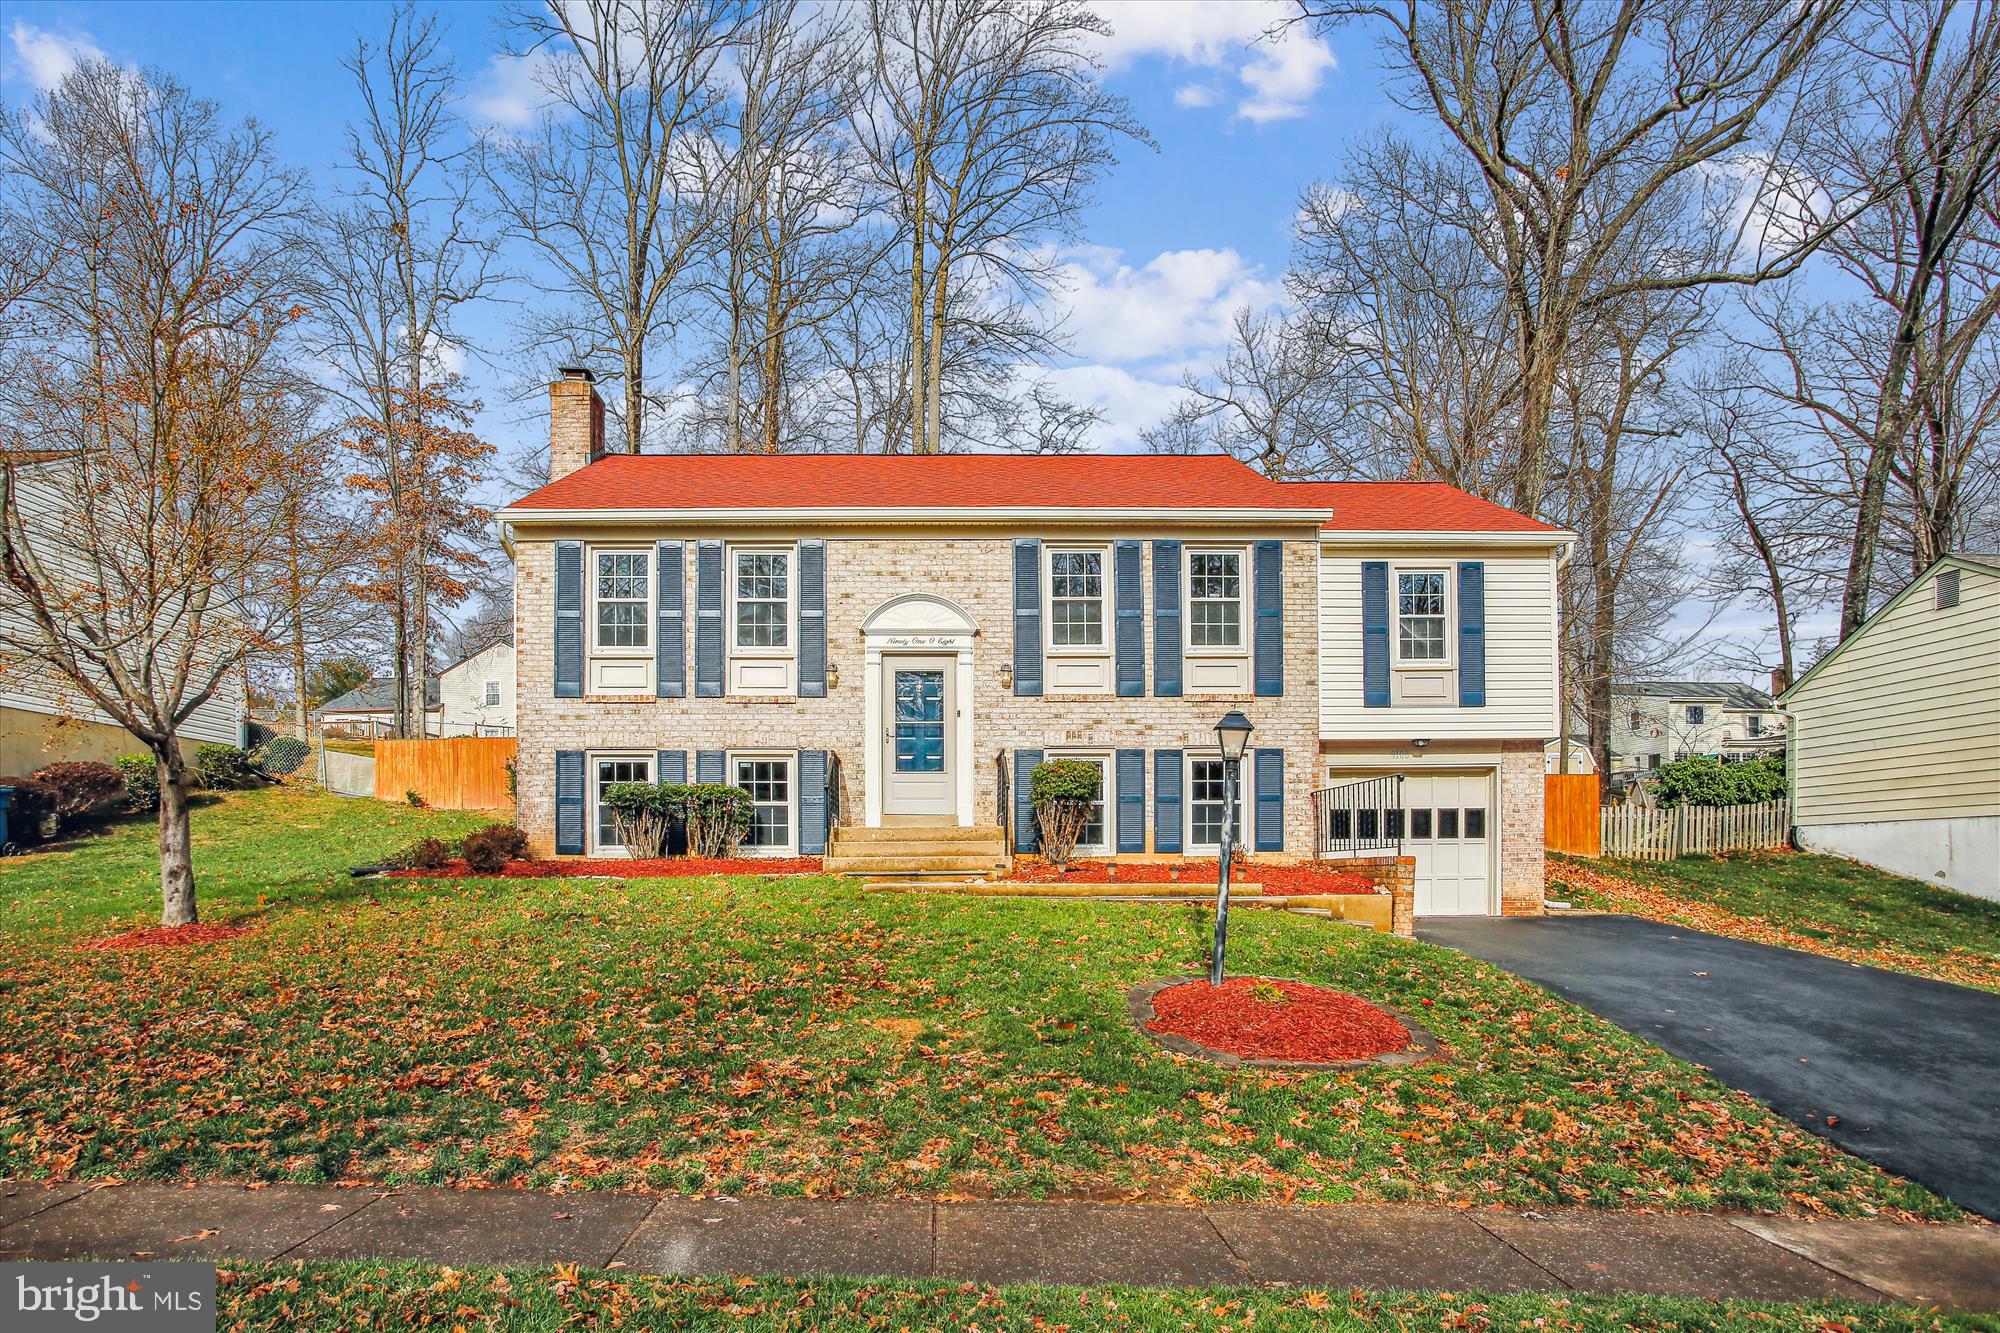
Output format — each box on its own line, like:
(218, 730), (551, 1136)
(882, 655), (955, 818)
(1403, 770), (1495, 915)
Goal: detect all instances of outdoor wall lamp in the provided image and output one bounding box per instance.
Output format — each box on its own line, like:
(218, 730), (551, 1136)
(826, 663), (840, 690)
(1209, 709), (1254, 987)
(999, 663), (1013, 690)
(1411, 738), (1429, 750)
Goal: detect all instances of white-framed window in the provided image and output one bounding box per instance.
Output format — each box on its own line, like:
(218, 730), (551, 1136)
(1747, 713), (1762, 737)
(1394, 568), (1450, 665)
(730, 546), (792, 653)
(592, 752), (654, 855)
(483, 680), (502, 707)
(1185, 547), (1246, 653)
(1047, 751), (1110, 856)
(730, 751), (794, 854)
(592, 549), (651, 653)
(1046, 547), (1107, 651)
(1686, 704), (1706, 725)
(1185, 753), (1251, 855)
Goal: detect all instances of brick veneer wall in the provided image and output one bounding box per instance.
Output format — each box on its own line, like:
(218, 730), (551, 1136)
(514, 533), (1323, 858)
(1311, 853), (1415, 936)
(1498, 738), (1546, 914)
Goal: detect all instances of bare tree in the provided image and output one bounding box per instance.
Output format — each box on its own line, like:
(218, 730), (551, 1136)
(0, 62), (306, 923)
(1768, 0), (2000, 635)
(1294, 0), (1859, 517)
(1144, 307), (1354, 479)
(486, 0), (742, 453)
(306, 4), (496, 736)
(854, 0), (1149, 453)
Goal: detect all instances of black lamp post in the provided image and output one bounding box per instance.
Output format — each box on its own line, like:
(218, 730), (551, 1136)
(1208, 709), (1255, 986)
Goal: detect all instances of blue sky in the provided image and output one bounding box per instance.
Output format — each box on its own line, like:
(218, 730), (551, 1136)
(1, 0), (1400, 466)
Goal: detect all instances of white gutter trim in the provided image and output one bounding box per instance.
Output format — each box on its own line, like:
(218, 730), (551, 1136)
(1320, 528), (1576, 545)
(495, 504), (1334, 525)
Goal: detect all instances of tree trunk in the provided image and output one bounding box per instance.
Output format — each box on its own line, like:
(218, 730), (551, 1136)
(155, 744), (198, 927)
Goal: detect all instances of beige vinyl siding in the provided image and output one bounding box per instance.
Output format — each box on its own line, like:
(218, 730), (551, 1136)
(1318, 542), (1562, 740)
(1785, 562), (2000, 825)
(0, 468), (245, 749)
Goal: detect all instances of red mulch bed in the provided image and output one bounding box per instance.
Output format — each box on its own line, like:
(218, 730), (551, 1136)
(86, 923), (251, 951)
(1146, 977), (1411, 1062)
(387, 856), (825, 879)
(1009, 857), (1376, 896)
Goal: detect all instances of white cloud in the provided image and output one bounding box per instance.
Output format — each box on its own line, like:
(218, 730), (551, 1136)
(1092, 0), (1334, 124)
(467, 50), (552, 131)
(1029, 363), (1181, 452)
(1048, 244), (1286, 365)
(6, 19), (107, 92)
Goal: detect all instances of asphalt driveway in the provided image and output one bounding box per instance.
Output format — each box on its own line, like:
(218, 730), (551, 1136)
(1417, 914), (2000, 1219)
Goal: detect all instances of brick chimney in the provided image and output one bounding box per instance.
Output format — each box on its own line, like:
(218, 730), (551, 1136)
(1769, 668), (1789, 697)
(548, 366), (606, 480)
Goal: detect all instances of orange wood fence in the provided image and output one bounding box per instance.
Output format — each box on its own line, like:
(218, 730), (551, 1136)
(1544, 772), (1601, 856)
(375, 737), (516, 811)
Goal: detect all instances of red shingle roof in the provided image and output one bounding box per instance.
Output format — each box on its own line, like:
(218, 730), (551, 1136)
(1285, 481), (1565, 535)
(505, 452), (1322, 512)
(500, 452), (1564, 535)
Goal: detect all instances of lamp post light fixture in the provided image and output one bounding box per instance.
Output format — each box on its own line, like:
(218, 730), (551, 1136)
(1208, 709), (1255, 987)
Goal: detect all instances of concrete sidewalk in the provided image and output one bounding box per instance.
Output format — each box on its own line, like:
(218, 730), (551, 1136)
(3, 1180), (1996, 1311)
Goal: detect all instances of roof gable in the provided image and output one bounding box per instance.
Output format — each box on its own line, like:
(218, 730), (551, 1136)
(1778, 553), (1996, 704)
(1284, 481), (1567, 536)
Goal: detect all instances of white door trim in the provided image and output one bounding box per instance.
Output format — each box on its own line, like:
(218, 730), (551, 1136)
(861, 594), (977, 828)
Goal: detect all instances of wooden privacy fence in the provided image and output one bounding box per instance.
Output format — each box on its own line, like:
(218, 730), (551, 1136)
(1543, 773), (1601, 855)
(375, 737), (516, 811)
(1601, 798), (1791, 861)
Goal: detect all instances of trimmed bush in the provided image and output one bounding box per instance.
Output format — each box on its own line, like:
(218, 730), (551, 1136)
(114, 755), (159, 812)
(1654, 753), (1788, 808)
(460, 821), (531, 872)
(680, 783), (751, 858)
(602, 782), (677, 859)
(30, 761), (125, 831)
(400, 837), (452, 871)
(193, 742), (258, 789)
(0, 775), (56, 844)
(1030, 759), (1101, 870)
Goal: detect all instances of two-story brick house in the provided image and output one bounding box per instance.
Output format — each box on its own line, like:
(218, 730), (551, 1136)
(499, 369), (1572, 916)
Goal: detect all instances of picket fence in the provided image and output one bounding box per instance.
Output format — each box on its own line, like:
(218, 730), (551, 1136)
(1600, 798), (1791, 861)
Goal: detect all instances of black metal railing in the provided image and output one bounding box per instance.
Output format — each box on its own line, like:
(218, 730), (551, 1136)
(1312, 774), (1405, 857)
(995, 750), (1011, 847)
(826, 751), (844, 831)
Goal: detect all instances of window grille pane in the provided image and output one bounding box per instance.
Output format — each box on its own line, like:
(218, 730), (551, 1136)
(734, 758), (792, 849)
(1051, 599), (1103, 646)
(1385, 807), (1404, 838)
(1439, 808), (1460, 838)
(598, 602), (647, 648)
(1357, 808), (1379, 839)
(1410, 808), (1433, 839)
(1463, 808), (1486, 839)
(1189, 600), (1240, 647)
(595, 758), (650, 847)
(1398, 617), (1445, 660)
(1330, 808), (1352, 841)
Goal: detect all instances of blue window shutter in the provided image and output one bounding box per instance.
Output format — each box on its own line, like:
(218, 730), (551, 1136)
(1152, 540), (1182, 697)
(1012, 540), (1043, 697)
(1254, 540), (1283, 697)
(555, 750), (585, 854)
(1254, 748), (1284, 852)
(1153, 749), (1183, 853)
(655, 541), (685, 698)
(1115, 748), (1145, 853)
(655, 749), (687, 784)
(1458, 561), (1486, 707)
(554, 541), (583, 699)
(1013, 748), (1042, 854)
(798, 749), (829, 854)
(798, 539), (827, 698)
(1114, 540), (1144, 697)
(696, 749), (725, 784)
(694, 540), (724, 698)
(1362, 561), (1390, 708)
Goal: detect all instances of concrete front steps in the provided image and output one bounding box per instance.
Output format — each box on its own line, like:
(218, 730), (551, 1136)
(823, 824), (1010, 882)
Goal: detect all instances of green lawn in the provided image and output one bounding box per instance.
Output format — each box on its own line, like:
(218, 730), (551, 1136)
(1551, 851), (2000, 993)
(213, 1262), (1985, 1332)
(0, 788), (1956, 1217)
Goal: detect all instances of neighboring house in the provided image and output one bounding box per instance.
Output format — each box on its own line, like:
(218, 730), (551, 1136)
(1607, 680), (1786, 774)
(1, 456), (246, 772)
(311, 679), (442, 739)
(1779, 554), (2000, 901)
(438, 640), (515, 737)
(496, 368), (1574, 916)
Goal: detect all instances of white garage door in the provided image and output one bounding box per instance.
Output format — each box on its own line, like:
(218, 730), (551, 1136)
(1402, 771), (1494, 916)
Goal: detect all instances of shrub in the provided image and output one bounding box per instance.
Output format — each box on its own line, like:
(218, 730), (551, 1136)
(399, 836), (452, 871)
(193, 742), (258, 789)
(1655, 753), (1788, 808)
(679, 783), (751, 859)
(252, 735), (311, 777)
(30, 761), (125, 830)
(0, 775), (56, 844)
(405, 789), (427, 808)
(602, 782), (677, 859)
(460, 821), (530, 871)
(114, 755), (159, 812)
(1030, 759), (1101, 870)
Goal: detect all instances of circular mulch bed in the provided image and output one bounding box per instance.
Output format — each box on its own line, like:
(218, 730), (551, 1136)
(85, 923), (251, 951)
(1129, 976), (1437, 1070)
